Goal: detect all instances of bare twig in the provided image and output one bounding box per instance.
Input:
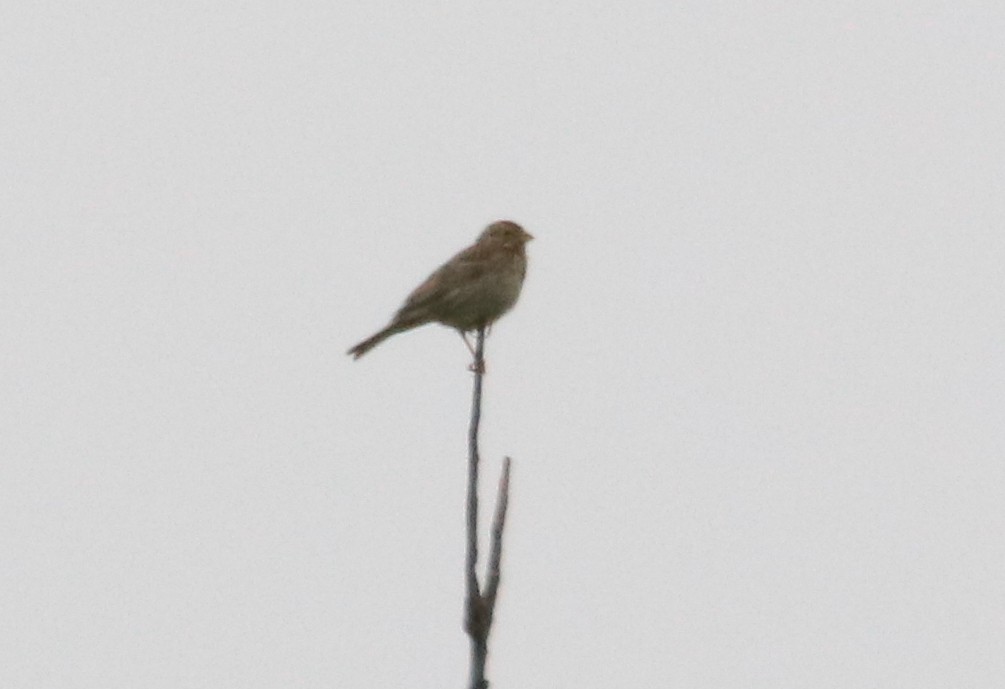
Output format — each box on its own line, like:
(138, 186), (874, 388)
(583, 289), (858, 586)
(484, 457), (511, 611)
(464, 327), (512, 689)
(465, 329), (484, 615)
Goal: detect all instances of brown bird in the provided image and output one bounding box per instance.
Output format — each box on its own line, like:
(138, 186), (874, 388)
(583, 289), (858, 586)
(348, 220), (533, 359)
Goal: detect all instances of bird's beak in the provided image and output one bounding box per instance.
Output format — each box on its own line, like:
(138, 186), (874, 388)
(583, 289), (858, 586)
(524, 230), (534, 241)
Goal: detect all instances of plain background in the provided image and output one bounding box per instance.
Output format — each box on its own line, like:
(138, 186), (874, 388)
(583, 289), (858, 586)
(3, 2), (1004, 687)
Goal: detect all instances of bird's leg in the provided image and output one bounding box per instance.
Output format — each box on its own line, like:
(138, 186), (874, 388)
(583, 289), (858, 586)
(460, 330), (487, 374)
(459, 330), (476, 357)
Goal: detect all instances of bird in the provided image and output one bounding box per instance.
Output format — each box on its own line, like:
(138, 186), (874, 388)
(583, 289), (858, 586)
(348, 220), (533, 359)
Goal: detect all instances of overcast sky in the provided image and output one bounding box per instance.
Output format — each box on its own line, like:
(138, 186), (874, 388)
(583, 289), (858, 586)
(3, 2), (1004, 688)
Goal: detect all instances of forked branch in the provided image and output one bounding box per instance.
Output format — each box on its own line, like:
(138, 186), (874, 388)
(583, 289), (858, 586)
(464, 327), (513, 689)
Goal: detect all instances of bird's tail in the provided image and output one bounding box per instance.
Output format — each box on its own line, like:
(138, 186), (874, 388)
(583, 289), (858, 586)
(347, 325), (398, 359)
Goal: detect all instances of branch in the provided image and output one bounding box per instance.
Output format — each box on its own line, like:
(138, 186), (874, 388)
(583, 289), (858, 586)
(484, 457), (511, 610)
(464, 327), (512, 689)
(465, 329), (485, 608)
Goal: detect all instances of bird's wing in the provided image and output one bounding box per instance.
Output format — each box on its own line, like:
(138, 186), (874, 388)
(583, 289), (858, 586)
(396, 241), (491, 315)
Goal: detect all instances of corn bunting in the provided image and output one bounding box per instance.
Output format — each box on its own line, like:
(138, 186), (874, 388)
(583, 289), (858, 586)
(348, 220), (533, 359)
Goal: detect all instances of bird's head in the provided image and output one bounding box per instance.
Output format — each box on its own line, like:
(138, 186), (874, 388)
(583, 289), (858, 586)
(479, 220), (534, 249)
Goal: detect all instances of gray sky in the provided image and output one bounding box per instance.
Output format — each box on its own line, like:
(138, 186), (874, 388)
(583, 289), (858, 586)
(3, 2), (1004, 687)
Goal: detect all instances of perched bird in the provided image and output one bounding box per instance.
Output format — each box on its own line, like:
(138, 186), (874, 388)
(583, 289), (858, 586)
(348, 220), (533, 359)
